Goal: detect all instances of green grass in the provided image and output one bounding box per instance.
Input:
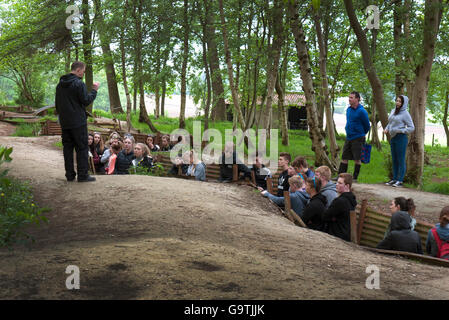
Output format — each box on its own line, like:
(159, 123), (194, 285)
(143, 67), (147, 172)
(12, 123), (42, 137)
(91, 109), (449, 194)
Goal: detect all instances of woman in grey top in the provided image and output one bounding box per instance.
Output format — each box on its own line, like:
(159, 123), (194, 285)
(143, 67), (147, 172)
(384, 95), (415, 187)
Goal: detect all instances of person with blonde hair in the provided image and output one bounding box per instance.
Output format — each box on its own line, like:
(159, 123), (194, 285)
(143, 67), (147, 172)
(261, 175), (310, 217)
(185, 150), (206, 181)
(131, 143), (154, 171)
(426, 206), (449, 260)
(315, 165), (337, 209)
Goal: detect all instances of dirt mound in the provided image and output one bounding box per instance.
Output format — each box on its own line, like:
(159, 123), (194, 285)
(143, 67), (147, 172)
(0, 136), (449, 299)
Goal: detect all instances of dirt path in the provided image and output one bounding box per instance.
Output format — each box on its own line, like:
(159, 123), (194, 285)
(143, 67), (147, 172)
(0, 136), (449, 300)
(353, 183), (449, 224)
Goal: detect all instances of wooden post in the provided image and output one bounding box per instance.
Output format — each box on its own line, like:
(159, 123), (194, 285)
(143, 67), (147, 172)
(232, 164), (238, 181)
(266, 177), (273, 195)
(177, 164), (182, 176)
(290, 209), (307, 228)
(283, 191), (295, 223)
(357, 199), (368, 245)
(251, 170), (256, 185)
(350, 210), (358, 244)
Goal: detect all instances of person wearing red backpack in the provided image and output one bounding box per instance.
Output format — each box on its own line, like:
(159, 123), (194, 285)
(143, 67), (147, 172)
(426, 206), (449, 260)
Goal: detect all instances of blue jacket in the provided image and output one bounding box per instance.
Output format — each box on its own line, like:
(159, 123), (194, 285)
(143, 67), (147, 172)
(345, 104), (370, 141)
(264, 190), (310, 217)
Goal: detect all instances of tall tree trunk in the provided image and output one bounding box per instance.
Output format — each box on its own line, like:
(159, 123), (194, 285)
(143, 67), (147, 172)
(275, 72), (288, 146)
(263, 0), (284, 135)
(201, 31), (211, 132)
(93, 0), (124, 114)
(314, 12), (339, 165)
(154, 23), (161, 119)
(443, 91), (449, 147)
(120, 0), (132, 132)
(218, 0), (246, 129)
(179, 0), (189, 129)
(407, 0), (443, 185)
(393, 0), (405, 96)
(65, 48), (71, 74)
(288, 0), (336, 170)
(203, 0), (226, 121)
(343, 0), (388, 129)
(81, 0), (94, 114)
(133, 0), (158, 133)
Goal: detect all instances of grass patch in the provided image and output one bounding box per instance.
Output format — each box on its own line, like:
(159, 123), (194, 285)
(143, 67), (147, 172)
(12, 123), (42, 137)
(0, 146), (49, 248)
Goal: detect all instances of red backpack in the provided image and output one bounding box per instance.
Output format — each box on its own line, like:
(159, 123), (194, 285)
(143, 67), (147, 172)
(431, 228), (449, 260)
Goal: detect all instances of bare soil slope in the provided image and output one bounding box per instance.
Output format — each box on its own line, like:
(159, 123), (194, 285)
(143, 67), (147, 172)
(0, 136), (449, 300)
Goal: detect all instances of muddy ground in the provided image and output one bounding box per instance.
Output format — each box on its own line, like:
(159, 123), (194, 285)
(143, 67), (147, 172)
(0, 131), (448, 300)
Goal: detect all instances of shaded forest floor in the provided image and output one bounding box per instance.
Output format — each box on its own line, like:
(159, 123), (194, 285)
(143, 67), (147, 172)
(0, 132), (448, 299)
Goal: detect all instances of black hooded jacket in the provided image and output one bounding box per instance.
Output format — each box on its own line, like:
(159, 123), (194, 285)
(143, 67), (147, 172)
(322, 192), (357, 241)
(302, 193), (327, 230)
(377, 211), (423, 254)
(55, 73), (97, 129)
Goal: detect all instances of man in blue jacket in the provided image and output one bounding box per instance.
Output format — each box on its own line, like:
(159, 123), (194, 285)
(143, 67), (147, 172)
(55, 61), (99, 182)
(337, 91), (370, 181)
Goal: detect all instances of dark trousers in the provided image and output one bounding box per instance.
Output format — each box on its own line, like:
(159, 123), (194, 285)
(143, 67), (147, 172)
(62, 125), (89, 180)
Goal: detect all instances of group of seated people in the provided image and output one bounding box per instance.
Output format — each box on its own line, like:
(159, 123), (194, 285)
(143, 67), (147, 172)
(88, 132), (449, 260)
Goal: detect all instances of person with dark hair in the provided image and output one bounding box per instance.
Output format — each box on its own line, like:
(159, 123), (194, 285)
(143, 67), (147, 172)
(426, 206), (449, 260)
(337, 91), (370, 182)
(55, 61), (100, 182)
(251, 154), (272, 189)
(292, 156), (315, 179)
(276, 152), (291, 196)
(301, 177), (326, 230)
(146, 135), (160, 152)
(377, 210), (423, 254)
(322, 173), (357, 241)
(383, 197), (417, 239)
(384, 95), (415, 188)
(160, 135), (172, 151)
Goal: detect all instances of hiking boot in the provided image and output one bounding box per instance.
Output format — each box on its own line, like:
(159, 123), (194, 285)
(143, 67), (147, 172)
(385, 180), (396, 186)
(392, 181), (403, 188)
(78, 175), (96, 182)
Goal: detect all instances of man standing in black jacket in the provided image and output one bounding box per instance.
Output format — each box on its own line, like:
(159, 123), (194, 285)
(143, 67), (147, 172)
(55, 61), (100, 182)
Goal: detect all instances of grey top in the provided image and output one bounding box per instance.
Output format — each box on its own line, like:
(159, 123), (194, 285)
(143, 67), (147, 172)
(385, 95), (415, 138)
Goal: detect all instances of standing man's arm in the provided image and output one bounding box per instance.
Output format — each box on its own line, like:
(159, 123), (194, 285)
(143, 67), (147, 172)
(78, 81), (99, 107)
(362, 109), (371, 135)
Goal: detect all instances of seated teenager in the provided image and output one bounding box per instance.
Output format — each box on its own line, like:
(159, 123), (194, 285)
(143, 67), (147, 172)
(218, 141), (251, 182)
(377, 210), (423, 254)
(106, 143), (121, 175)
(322, 173), (357, 242)
(131, 143), (154, 172)
(275, 152), (291, 196)
(101, 137), (122, 169)
(302, 177), (326, 230)
(426, 206), (449, 260)
(185, 150), (206, 181)
(115, 136), (135, 174)
(251, 154), (272, 189)
(315, 166), (337, 209)
(160, 135), (172, 151)
(146, 135), (160, 152)
(93, 132), (106, 173)
(261, 175), (310, 217)
(292, 156), (315, 179)
(383, 197), (417, 238)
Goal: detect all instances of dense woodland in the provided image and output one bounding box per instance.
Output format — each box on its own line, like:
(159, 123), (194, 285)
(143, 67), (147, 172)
(0, 0), (448, 184)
